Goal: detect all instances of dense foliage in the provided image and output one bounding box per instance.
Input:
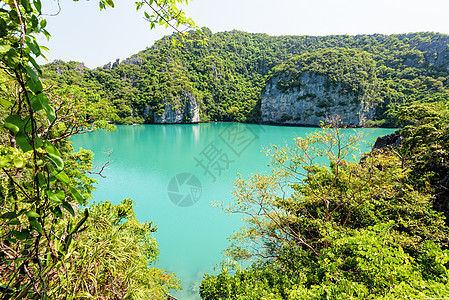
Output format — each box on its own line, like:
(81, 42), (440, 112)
(0, 0), (197, 298)
(199, 113), (449, 299)
(42, 30), (449, 126)
(270, 48), (378, 98)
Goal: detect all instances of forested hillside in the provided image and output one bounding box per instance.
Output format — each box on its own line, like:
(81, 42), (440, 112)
(42, 29), (449, 126)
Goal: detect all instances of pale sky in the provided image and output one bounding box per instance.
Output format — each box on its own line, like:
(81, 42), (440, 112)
(39, 0), (449, 68)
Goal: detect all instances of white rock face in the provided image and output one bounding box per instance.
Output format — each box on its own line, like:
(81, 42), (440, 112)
(154, 93), (200, 123)
(261, 72), (374, 126)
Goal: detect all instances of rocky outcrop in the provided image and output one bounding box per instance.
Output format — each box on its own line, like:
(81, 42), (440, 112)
(373, 132), (403, 150)
(122, 56), (143, 66)
(261, 72), (374, 126)
(52, 60), (86, 75)
(153, 93), (200, 123)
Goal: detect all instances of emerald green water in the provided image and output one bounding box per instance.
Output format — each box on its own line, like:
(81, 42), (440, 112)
(71, 123), (395, 299)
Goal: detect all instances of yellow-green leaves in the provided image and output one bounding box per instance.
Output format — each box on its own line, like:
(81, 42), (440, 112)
(46, 190), (64, 203)
(0, 42), (11, 53)
(0, 155), (12, 168)
(25, 211), (40, 218)
(13, 156), (26, 168)
(98, 0), (114, 10)
(0, 146), (30, 168)
(53, 170), (71, 185)
(69, 187), (84, 204)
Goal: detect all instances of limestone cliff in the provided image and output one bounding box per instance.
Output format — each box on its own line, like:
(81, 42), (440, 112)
(261, 72), (374, 126)
(152, 93), (200, 123)
(261, 49), (378, 126)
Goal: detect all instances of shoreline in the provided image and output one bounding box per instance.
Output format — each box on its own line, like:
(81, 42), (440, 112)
(127, 120), (399, 129)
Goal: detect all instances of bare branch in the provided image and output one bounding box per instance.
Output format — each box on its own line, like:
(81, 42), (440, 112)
(83, 150), (113, 178)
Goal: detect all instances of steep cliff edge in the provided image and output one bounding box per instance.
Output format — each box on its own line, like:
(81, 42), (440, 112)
(261, 48), (379, 126)
(261, 72), (374, 126)
(150, 93), (200, 123)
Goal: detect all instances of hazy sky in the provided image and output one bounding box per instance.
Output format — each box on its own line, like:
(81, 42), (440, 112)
(39, 0), (449, 68)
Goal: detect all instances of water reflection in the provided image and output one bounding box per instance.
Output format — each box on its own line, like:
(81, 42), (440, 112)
(71, 123), (396, 300)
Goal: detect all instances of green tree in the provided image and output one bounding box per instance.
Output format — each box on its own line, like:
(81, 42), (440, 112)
(397, 102), (449, 223)
(200, 120), (448, 299)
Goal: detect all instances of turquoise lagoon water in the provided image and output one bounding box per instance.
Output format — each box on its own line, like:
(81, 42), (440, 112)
(70, 123), (395, 299)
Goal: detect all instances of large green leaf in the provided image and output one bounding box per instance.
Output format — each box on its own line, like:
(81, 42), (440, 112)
(34, 137), (43, 148)
(39, 94), (56, 122)
(28, 53), (43, 75)
(0, 42), (10, 53)
(3, 122), (20, 134)
(61, 201), (75, 216)
(0, 156), (12, 168)
(28, 93), (56, 122)
(46, 190), (64, 203)
(48, 153), (64, 171)
(24, 65), (39, 83)
(53, 170), (71, 185)
(6, 49), (20, 67)
(4, 115), (32, 133)
(20, 0), (33, 13)
(69, 187), (84, 204)
(30, 15), (39, 30)
(15, 133), (33, 152)
(31, 94), (44, 112)
(4, 115), (23, 134)
(0, 18), (7, 38)
(25, 211), (40, 218)
(26, 39), (40, 56)
(45, 141), (63, 170)
(11, 229), (30, 241)
(28, 56), (42, 75)
(44, 140), (61, 157)
(0, 212), (18, 219)
(29, 218), (43, 234)
(26, 75), (43, 93)
(33, 0), (42, 13)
